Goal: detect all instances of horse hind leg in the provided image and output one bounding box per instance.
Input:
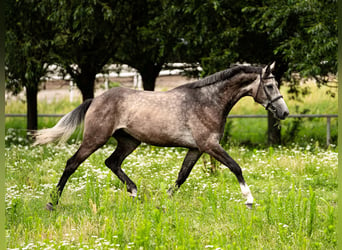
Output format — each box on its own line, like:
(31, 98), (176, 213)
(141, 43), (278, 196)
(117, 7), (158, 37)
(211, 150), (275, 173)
(47, 134), (111, 210)
(105, 130), (141, 197)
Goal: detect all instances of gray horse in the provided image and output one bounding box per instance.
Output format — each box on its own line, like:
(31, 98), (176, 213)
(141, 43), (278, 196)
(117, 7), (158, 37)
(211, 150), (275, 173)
(34, 62), (289, 210)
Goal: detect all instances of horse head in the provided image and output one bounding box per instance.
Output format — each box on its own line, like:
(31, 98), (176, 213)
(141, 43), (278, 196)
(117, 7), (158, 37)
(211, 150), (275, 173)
(253, 62), (289, 120)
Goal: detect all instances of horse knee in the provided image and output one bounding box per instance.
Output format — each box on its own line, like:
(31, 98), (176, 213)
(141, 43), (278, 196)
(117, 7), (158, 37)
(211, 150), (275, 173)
(105, 157), (121, 174)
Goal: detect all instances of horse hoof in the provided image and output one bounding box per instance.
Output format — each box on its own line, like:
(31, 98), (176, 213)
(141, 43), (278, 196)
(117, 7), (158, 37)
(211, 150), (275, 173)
(45, 202), (54, 211)
(167, 188), (174, 196)
(167, 185), (178, 197)
(128, 190), (137, 198)
(245, 203), (253, 209)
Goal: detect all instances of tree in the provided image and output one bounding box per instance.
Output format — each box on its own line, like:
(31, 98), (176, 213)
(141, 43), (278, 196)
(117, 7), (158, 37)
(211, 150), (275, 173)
(158, 0), (240, 77)
(114, 0), (235, 90)
(5, 0), (55, 131)
(241, 0), (337, 144)
(243, 0), (337, 78)
(112, 0), (161, 91)
(49, 0), (129, 100)
(112, 0), (182, 91)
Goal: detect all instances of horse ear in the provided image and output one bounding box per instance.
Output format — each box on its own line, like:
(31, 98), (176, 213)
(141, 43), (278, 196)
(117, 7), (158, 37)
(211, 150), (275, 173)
(263, 62), (275, 76)
(269, 61), (276, 72)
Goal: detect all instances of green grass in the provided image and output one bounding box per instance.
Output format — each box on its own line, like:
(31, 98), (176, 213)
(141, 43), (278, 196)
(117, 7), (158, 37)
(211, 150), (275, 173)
(5, 143), (337, 249)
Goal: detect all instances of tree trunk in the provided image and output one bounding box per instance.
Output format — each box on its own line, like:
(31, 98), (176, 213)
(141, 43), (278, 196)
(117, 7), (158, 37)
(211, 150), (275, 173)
(141, 74), (157, 91)
(26, 84), (38, 131)
(74, 70), (96, 101)
(78, 81), (95, 101)
(267, 111), (281, 145)
(139, 64), (162, 91)
(267, 62), (286, 145)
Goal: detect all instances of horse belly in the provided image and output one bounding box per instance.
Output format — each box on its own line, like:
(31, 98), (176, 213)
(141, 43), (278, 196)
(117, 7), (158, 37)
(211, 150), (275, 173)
(114, 90), (196, 147)
(128, 129), (196, 147)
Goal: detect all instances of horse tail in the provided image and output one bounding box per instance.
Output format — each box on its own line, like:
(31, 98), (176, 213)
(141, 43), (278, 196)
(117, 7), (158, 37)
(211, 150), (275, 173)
(33, 99), (93, 145)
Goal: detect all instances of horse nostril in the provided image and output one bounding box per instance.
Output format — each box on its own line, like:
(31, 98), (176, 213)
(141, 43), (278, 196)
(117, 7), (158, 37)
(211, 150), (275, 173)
(283, 110), (289, 118)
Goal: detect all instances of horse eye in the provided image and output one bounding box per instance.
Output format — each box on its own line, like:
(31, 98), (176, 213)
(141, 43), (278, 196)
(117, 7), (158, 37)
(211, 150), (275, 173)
(266, 85), (274, 90)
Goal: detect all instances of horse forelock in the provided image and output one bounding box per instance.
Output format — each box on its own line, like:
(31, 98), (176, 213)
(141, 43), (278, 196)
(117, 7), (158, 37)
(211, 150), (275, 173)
(184, 65), (262, 89)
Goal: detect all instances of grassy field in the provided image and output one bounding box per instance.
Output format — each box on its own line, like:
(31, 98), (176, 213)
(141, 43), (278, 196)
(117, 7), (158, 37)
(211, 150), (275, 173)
(5, 143), (337, 249)
(5, 81), (338, 248)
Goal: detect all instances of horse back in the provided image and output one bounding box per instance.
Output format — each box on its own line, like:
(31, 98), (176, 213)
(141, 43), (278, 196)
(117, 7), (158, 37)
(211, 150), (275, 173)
(84, 87), (197, 147)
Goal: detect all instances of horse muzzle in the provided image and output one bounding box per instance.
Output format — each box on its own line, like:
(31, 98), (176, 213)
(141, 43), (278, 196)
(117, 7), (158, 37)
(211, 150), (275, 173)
(265, 96), (289, 120)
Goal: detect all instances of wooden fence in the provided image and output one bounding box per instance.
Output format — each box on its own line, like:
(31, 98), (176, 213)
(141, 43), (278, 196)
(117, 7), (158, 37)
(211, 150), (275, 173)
(5, 114), (337, 146)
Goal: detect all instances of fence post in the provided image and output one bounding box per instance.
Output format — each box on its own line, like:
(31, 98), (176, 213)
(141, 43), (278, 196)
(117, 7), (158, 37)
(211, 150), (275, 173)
(326, 116), (331, 147)
(104, 76), (109, 90)
(69, 80), (74, 103)
(133, 72), (142, 90)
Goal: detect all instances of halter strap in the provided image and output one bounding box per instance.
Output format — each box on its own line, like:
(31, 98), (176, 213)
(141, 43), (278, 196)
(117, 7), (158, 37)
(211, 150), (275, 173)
(265, 95), (283, 110)
(258, 74), (284, 111)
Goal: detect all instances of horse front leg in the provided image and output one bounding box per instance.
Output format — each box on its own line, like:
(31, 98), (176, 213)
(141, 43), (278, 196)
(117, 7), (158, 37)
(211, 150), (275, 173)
(168, 148), (202, 196)
(205, 143), (254, 209)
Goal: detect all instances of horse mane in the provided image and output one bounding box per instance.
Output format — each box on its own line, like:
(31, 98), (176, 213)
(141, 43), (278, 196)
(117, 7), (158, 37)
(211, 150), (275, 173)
(181, 65), (262, 89)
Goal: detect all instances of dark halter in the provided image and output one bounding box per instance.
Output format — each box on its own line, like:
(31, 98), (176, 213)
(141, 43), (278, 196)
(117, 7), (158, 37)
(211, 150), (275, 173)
(257, 75), (284, 111)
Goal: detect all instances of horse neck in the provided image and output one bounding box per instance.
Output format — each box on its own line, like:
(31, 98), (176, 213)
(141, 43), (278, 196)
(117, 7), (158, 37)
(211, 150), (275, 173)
(201, 72), (259, 115)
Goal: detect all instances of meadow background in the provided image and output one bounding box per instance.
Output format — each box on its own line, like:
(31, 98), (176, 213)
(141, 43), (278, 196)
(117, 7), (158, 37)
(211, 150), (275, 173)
(5, 82), (338, 249)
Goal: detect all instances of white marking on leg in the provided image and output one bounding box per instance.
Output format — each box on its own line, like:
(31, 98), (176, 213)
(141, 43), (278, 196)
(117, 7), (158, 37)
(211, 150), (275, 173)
(129, 189), (137, 197)
(240, 183), (254, 205)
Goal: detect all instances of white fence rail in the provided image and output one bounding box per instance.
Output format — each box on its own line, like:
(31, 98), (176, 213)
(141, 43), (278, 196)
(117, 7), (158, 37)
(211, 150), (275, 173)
(5, 114), (337, 146)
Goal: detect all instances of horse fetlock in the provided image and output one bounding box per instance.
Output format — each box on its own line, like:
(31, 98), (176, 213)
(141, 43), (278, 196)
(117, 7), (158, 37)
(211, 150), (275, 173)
(127, 184), (137, 197)
(45, 202), (55, 211)
(239, 183), (254, 205)
(167, 184), (179, 196)
(245, 202), (253, 210)
(50, 187), (61, 205)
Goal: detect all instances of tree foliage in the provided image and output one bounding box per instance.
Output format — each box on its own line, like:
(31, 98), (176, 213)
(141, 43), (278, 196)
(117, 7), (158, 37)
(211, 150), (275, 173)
(243, 0), (337, 81)
(158, 0), (241, 77)
(112, 0), (170, 90)
(240, 0), (337, 144)
(48, 0), (129, 100)
(5, 0), (56, 130)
